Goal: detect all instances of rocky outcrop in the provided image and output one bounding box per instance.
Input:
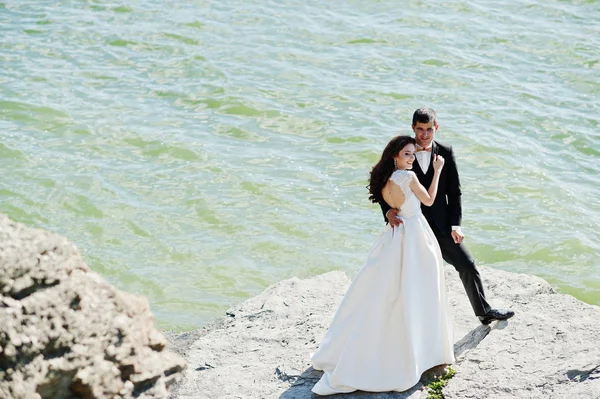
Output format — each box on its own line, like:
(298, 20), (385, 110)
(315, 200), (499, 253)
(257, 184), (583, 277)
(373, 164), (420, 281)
(0, 214), (186, 399)
(170, 266), (600, 398)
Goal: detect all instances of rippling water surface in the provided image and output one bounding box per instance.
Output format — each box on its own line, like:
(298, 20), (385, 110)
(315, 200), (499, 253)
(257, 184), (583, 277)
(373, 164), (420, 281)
(1, 0), (599, 330)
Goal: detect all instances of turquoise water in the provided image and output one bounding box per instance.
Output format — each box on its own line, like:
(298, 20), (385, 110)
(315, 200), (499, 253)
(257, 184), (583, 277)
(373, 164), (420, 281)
(1, 0), (599, 331)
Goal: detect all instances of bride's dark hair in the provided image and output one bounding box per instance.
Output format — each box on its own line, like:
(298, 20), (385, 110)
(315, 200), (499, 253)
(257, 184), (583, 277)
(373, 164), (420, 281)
(368, 135), (416, 204)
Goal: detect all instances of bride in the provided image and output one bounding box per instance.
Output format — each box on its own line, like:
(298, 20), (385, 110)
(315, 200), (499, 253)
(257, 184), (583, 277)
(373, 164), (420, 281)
(311, 135), (455, 395)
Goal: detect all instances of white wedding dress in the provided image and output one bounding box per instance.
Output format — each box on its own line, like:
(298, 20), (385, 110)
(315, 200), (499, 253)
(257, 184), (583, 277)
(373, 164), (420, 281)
(311, 169), (455, 395)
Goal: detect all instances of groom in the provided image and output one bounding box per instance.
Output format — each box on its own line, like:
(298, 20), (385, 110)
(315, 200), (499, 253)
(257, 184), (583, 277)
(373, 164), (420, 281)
(381, 107), (514, 325)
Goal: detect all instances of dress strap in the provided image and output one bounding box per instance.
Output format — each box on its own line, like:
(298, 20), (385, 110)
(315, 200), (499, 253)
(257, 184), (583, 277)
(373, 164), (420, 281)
(390, 170), (414, 198)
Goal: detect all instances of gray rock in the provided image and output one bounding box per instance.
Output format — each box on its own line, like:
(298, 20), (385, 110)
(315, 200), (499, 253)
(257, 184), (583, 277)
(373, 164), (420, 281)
(0, 214), (186, 399)
(171, 265), (600, 399)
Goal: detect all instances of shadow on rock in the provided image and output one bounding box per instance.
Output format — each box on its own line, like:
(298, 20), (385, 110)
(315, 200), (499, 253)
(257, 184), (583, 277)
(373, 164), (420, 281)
(276, 323), (495, 399)
(278, 366), (426, 399)
(453, 324), (491, 359)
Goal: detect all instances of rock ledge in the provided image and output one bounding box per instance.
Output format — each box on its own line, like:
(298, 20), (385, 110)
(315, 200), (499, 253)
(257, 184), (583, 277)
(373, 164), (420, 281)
(171, 266), (600, 398)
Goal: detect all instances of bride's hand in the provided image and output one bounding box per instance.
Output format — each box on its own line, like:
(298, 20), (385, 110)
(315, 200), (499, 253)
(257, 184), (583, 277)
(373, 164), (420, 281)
(432, 154), (445, 173)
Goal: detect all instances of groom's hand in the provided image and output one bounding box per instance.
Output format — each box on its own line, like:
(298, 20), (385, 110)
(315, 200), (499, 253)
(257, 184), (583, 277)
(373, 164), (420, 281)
(451, 230), (464, 244)
(386, 209), (402, 227)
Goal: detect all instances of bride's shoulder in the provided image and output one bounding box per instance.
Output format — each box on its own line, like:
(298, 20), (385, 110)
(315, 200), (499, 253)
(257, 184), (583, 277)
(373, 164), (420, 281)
(390, 169), (414, 185)
(394, 169), (417, 178)
(390, 169), (407, 178)
(406, 170), (418, 183)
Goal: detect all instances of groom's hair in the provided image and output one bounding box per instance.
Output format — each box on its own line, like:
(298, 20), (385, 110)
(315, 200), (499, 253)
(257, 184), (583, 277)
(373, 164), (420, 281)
(412, 107), (438, 126)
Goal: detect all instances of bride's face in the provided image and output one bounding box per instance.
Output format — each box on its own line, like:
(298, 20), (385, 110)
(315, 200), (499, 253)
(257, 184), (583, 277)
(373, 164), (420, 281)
(393, 143), (416, 170)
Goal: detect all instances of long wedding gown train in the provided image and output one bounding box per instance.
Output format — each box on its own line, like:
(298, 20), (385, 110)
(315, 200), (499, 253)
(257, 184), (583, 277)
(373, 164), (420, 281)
(311, 170), (455, 395)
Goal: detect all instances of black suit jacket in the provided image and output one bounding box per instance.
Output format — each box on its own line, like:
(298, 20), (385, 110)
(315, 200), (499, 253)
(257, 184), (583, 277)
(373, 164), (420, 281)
(379, 141), (462, 235)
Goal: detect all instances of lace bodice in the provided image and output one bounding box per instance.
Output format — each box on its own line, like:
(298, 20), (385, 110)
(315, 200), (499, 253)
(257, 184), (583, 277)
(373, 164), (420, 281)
(389, 170), (421, 217)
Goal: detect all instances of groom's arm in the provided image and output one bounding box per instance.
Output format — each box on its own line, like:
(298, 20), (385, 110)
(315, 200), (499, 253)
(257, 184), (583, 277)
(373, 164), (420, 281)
(445, 146), (463, 227)
(379, 200), (392, 224)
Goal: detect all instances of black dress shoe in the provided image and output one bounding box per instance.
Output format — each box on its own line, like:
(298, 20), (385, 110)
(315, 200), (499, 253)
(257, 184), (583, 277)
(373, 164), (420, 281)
(478, 308), (515, 325)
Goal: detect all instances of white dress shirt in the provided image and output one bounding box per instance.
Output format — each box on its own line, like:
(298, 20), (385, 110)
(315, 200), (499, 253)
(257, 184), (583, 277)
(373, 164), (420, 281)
(415, 145), (432, 174)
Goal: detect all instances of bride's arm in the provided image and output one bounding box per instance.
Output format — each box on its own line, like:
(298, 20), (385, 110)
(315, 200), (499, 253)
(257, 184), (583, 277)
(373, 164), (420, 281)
(409, 155), (444, 206)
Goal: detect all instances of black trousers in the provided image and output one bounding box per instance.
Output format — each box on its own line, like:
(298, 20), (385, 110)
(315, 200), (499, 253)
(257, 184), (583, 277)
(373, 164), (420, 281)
(432, 227), (491, 316)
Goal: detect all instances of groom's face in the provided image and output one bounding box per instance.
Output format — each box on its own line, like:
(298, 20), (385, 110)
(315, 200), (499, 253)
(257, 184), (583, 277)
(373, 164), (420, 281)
(412, 121), (438, 148)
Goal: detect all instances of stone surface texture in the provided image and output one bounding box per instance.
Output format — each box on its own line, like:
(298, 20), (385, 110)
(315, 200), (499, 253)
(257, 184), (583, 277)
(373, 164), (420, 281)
(0, 214), (186, 399)
(170, 265), (600, 399)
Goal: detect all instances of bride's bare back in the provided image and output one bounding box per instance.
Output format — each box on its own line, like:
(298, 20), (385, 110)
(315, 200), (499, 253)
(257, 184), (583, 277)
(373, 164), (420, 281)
(382, 179), (406, 210)
(382, 162), (445, 212)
